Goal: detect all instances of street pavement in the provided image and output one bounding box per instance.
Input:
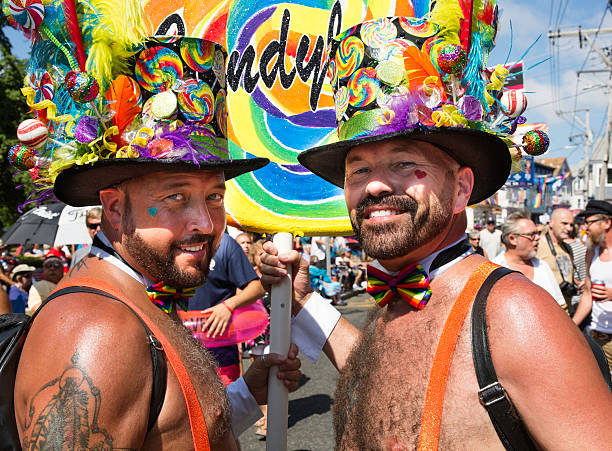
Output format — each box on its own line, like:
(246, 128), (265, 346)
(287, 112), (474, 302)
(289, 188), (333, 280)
(240, 291), (375, 450)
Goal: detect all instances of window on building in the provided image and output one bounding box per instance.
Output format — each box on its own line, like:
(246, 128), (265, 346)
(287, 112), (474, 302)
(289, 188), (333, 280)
(608, 167), (612, 184)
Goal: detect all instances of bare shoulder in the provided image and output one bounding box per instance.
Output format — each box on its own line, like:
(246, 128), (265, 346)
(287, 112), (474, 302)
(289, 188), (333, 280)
(15, 291), (153, 449)
(484, 273), (612, 448)
(485, 273), (593, 373)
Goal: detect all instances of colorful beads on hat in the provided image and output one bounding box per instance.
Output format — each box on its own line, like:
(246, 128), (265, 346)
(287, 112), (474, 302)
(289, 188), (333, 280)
(8, 144), (38, 170)
(436, 44), (467, 75)
(65, 70), (99, 103)
(17, 119), (48, 149)
(522, 130), (550, 156)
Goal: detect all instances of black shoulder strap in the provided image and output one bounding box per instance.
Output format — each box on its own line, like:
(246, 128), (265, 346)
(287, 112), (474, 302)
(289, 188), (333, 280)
(41, 286), (166, 433)
(470, 267), (538, 451)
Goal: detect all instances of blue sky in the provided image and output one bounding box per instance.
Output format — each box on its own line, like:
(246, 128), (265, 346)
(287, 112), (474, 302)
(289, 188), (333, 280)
(6, 0), (611, 168)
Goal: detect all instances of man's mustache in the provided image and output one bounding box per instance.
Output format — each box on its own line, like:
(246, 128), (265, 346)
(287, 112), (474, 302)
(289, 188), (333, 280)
(173, 234), (214, 247)
(355, 194), (418, 223)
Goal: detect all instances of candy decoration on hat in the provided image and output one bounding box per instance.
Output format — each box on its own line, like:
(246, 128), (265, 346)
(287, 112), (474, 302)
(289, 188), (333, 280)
(4, 0), (44, 33)
(436, 44), (467, 75)
(500, 89), (528, 118)
(151, 90), (178, 119)
(337, 36), (365, 80)
(17, 119), (48, 149)
(212, 50), (226, 88)
(74, 116), (99, 144)
(180, 38), (214, 72)
(135, 46), (184, 93)
(8, 144), (38, 170)
(522, 130), (550, 156)
(178, 79), (214, 122)
(65, 70), (100, 103)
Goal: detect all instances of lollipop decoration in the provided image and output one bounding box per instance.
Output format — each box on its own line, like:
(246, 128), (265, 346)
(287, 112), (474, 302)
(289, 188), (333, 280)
(500, 90), (528, 119)
(436, 44), (467, 104)
(436, 44), (467, 75)
(4, 0), (45, 35)
(522, 130), (550, 156)
(8, 144), (38, 170)
(65, 70), (100, 103)
(17, 119), (48, 149)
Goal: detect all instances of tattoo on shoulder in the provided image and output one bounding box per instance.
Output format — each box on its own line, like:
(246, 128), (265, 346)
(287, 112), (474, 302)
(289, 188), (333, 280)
(68, 257), (89, 276)
(21, 351), (135, 450)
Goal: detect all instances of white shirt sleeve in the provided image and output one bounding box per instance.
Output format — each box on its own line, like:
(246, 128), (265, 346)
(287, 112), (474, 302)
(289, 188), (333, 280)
(226, 377), (263, 437)
(534, 260), (566, 306)
(290, 292), (342, 363)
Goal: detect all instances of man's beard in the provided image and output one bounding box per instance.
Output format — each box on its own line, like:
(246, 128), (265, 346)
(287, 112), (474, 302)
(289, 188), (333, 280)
(350, 187), (454, 260)
(588, 229), (606, 247)
(124, 231), (214, 288)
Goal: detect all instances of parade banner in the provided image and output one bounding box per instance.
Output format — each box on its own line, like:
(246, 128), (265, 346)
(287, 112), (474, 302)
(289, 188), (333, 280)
(145, 0), (423, 235)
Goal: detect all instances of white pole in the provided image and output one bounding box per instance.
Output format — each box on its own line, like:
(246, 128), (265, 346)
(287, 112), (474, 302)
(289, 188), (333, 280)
(266, 232), (293, 450)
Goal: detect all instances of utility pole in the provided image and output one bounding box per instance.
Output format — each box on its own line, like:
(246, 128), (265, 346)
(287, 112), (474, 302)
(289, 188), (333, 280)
(549, 25), (612, 200)
(568, 108), (591, 204)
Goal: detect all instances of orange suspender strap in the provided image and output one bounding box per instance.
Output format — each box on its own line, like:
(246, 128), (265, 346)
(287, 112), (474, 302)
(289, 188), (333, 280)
(55, 277), (211, 451)
(417, 262), (499, 451)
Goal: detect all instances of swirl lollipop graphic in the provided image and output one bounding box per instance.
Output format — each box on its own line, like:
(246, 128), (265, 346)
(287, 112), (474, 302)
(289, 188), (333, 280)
(399, 17), (437, 38)
(348, 67), (381, 107)
(360, 18), (397, 48)
(212, 50), (227, 88)
(215, 89), (227, 137)
(180, 38), (215, 73)
(334, 86), (349, 121)
(336, 36), (365, 80)
(135, 46), (184, 93)
(178, 79), (214, 122)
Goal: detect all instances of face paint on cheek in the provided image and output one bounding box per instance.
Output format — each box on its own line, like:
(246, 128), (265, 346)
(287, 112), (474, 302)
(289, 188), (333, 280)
(148, 207), (158, 217)
(415, 170), (427, 179)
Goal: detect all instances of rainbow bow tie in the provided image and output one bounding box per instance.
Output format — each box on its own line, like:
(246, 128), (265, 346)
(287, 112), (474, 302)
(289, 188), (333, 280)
(366, 264), (432, 309)
(146, 282), (200, 313)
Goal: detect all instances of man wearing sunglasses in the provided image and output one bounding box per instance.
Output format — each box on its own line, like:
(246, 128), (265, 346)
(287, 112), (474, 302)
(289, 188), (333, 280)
(573, 200), (612, 373)
(27, 254), (65, 314)
(69, 207), (102, 271)
(492, 212), (565, 306)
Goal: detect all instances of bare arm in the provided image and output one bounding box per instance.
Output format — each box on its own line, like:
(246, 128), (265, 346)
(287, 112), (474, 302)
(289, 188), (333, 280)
(573, 246), (595, 325)
(258, 241), (361, 372)
(0, 287), (10, 313)
(203, 278), (265, 338)
(15, 294), (153, 449)
(489, 275), (612, 450)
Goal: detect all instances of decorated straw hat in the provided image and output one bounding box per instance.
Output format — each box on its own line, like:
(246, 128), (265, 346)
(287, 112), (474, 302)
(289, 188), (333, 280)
(4, 0), (268, 207)
(298, 3), (549, 205)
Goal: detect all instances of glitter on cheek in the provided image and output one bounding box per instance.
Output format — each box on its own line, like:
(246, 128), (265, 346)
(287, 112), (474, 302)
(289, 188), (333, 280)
(415, 170), (427, 179)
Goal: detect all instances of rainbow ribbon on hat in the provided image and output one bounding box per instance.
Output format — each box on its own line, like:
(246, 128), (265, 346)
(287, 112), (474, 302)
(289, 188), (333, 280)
(146, 281), (201, 313)
(366, 264), (432, 309)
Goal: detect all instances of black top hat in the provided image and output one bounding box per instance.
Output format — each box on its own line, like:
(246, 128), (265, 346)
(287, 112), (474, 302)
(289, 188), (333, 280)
(297, 13), (534, 205)
(12, 32), (268, 207)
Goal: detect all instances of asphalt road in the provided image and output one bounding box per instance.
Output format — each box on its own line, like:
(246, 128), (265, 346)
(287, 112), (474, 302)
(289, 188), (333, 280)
(239, 291), (374, 451)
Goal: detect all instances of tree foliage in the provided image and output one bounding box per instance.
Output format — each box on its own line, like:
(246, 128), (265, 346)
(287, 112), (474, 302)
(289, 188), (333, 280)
(0, 16), (33, 230)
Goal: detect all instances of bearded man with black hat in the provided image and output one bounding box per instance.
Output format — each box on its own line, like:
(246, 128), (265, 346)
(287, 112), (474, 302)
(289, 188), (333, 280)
(8, 2), (305, 449)
(574, 200), (612, 374)
(259, 2), (612, 449)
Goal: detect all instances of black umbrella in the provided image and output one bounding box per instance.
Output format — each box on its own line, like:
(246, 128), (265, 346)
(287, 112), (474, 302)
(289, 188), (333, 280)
(2, 203), (93, 247)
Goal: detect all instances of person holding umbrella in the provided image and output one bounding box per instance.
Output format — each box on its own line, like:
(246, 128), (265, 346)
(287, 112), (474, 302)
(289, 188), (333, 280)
(9, 264), (35, 314)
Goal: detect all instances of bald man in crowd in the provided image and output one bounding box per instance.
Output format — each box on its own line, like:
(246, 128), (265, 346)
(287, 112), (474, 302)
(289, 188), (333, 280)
(537, 208), (578, 312)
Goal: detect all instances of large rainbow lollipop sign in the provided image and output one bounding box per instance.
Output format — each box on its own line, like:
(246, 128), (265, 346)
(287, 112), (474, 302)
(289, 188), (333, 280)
(145, 0), (427, 236)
